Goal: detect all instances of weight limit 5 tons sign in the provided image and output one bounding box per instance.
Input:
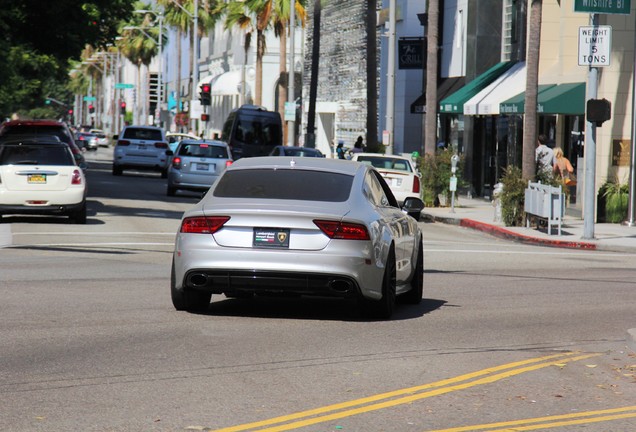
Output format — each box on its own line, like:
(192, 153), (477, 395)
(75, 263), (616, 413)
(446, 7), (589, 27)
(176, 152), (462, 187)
(579, 26), (611, 67)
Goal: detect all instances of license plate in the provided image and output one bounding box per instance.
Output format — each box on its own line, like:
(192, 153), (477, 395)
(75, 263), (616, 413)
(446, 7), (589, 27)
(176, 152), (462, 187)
(196, 163), (210, 171)
(253, 228), (290, 248)
(27, 174), (46, 184)
(138, 144), (146, 150)
(391, 178), (402, 187)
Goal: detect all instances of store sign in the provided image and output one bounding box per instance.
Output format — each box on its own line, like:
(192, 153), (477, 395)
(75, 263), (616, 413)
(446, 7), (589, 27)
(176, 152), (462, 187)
(398, 38), (425, 69)
(574, 0), (630, 15)
(612, 139), (631, 166)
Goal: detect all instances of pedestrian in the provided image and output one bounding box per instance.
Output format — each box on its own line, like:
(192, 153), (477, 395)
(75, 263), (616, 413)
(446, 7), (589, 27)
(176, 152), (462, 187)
(351, 136), (364, 154)
(553, 147), (576, 186)
(336, 140), (346, 159)
(535, 134), (554, 176)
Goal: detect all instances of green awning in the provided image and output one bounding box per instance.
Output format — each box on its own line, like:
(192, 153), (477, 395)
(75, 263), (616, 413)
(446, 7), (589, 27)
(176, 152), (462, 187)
(439, 62), (516, 114)
(499, 82), (585, 115)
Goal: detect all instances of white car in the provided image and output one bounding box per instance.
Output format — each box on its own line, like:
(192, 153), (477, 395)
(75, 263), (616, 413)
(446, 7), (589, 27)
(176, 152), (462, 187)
(350, 152), (421, 204)
(89, 129), (110, 147)
(171, 157), (425, 319)
(0, 138), (87, 223)
(113, 125), (169, 177)
(167, 132), (200, 152)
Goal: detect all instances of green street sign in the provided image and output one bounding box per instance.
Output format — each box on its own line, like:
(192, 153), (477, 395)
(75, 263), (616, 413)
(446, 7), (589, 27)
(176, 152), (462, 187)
(83, 96), (96, 101)
(574, 0), (630, 15)
(115, 83), (135, 89)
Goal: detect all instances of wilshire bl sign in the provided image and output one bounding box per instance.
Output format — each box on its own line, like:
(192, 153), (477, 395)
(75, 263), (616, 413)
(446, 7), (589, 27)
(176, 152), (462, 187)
(574, 0), (630, 15)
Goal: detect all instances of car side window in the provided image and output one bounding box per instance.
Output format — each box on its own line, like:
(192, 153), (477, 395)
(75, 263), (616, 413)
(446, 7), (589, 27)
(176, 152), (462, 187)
(364, 171), (391, 207)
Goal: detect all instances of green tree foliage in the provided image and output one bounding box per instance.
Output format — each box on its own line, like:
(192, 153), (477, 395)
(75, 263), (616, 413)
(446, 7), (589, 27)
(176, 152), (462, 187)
(0, 0), (134, 118)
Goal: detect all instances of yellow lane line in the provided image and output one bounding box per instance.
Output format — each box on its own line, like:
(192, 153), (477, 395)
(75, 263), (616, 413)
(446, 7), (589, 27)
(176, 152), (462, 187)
(211, 352), (599, 432)
(427, 406), (636, 431)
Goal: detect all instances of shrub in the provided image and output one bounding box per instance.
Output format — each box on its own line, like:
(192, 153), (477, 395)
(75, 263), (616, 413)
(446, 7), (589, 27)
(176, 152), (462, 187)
(418, 149), (465, 207)
(599, 180), (629, 223)
(499, 166), (527, 227)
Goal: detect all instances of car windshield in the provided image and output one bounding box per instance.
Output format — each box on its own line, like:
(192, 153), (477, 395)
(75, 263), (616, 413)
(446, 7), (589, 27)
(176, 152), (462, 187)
(178, 143), (227, 158)
(0, 145), (74, 165)
(235, 117), (281, 145)
(123, 128), (163, 141)
(213, 169), (352, 202)
(356, 156), (412, 172)
(283, 148), (322, 157)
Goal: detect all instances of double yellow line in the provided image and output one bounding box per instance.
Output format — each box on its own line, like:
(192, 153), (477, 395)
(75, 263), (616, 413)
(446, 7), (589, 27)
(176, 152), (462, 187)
(211, 351), (599, 432)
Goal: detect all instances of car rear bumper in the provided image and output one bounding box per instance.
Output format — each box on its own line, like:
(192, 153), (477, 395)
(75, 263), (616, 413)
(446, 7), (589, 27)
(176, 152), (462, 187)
(0, 200), (85, 215)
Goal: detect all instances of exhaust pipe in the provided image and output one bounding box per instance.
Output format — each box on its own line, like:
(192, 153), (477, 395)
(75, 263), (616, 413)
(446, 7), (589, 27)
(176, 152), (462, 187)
(329, 279), (353, 293)
(187, 273), (209, 288)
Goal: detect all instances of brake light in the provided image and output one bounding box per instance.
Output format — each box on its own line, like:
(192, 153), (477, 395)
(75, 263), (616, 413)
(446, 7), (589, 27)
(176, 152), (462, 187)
(180, 216), (230, 234)
(412, 176), (420, 193)
(71, 169), (82, 185)
(225, 160), (233, 168)
(154, 142), (168, 149)
(117, 140), (130, 146)
(313, 220), (370, 240)
(172, 157), (182, 169)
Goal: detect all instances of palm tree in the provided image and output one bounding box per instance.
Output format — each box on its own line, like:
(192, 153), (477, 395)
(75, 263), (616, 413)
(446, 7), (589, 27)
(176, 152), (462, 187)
(306, 0), (321, 148)
(523, 0), (542, 179)
(424, 0), (439, 156)
(365, 0), (378, 150)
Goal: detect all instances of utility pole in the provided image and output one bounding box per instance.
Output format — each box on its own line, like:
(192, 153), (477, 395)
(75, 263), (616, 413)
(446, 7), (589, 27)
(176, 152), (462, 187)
(583, 13), (598, 239)
(192, 0), (199, 134)
(386, 0), (396, 155)
(287, 0), (296, 146)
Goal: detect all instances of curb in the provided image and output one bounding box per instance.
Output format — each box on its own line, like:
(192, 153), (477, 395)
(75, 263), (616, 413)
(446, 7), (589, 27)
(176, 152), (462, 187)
(422, 213), (597, 250)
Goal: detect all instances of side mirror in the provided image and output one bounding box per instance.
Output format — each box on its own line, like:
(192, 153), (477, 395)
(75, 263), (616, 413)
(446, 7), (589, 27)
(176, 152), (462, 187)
(401, 197), (424, 221)
(112, 134), (118, 141)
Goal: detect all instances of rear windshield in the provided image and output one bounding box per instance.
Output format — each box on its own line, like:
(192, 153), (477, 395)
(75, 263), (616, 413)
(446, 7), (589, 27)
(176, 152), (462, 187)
(234, 115), (281, 146)
(178, 143), (228, 159)
(213, 169), (352, 202)
(0, 145), (74, 166)
(122, 128), (164, 141)
(355, 156), (413, 172)
(1, 125), (73, 145)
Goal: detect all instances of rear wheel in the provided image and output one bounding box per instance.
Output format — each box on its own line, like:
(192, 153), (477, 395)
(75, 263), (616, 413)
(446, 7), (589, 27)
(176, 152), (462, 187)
(170, 261), (211, 311)
(167, 185), (177, 196)
(112, 165), (123, 176)
(69, 203), (87, 224)
(160, 168), (168, 179)
(361, 247), (396, 319)
(401, 240), (423, 304)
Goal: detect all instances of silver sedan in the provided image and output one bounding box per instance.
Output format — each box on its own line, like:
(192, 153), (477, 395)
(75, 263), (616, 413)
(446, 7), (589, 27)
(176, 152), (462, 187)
(171, 157), (425, 319)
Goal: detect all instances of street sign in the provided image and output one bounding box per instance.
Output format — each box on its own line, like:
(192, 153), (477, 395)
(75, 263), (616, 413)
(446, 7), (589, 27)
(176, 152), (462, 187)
(284, 102), (295, 121)
(574, 0), (630, 15)
(115, 83), (134, 89)
(83, 96), (96, 101)
(578, 26), (611, 67)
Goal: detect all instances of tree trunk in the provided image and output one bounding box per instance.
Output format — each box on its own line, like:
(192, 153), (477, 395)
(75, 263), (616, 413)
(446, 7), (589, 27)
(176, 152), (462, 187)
(523, 0), (542, 179)
(176, 30), (183, 131)
(255, 30), (264, 105)
(424, 0), (439, 156)
(366, 0), (378, 149)
(306, 0), (321, 148)
(279, 28), (288, 144)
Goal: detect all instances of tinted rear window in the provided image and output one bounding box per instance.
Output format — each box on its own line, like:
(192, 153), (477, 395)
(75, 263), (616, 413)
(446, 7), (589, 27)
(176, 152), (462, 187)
(0, 145), (74, 165)
(122, 128), (164, 141)
(213, 169), (352, 202)
(178, 143), (228, 158)
(1, 125), (73, 145)
(234, 115), (281, 146)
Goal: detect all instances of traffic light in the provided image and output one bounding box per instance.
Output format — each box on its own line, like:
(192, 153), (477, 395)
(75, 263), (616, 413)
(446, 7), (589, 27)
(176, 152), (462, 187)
(199, 83), (211, 106)
(120, 101), (126, 115)
(149, 73), (159, 103)
(88, 104), (95, 114)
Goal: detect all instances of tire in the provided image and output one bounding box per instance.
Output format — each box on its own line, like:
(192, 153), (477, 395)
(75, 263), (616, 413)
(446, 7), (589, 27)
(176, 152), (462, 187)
(170, 261), (211, 312)
(112, 165), (123, 176)
(167, 185), (177, 197)
(69, 203), (87, 224)
(401, 240), (423, 304)
(160, 169), (168, 179)
(361, 247), (396, 319)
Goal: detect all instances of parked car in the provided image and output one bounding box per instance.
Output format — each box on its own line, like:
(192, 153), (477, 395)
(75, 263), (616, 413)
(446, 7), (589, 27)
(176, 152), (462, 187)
(75, 132), (98, 151)
(166, 139), (232, 196)
(221, 105), (282, 159)
(350, 153), (421, 204)
(89, 129), (109, 147)
(268, 145), (325, 157)
(0, 138), (87, 223)
(171, 156), (424, 319)
(112, 125), (169, 177)
(0, 119), (87, 169)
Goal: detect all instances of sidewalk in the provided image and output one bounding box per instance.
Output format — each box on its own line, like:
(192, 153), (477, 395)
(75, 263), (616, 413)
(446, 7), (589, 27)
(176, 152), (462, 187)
(420, 196), (636, 253)
(420, 195), (636, 353)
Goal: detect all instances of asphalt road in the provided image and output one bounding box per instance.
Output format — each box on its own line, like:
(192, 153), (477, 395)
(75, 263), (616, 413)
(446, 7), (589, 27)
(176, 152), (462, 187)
(1, 147), (635, 432)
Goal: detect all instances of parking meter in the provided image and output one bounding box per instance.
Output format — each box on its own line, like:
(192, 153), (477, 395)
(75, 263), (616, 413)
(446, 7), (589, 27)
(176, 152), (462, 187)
(450, 154), (459, 213)
(451, 154), (459, 174)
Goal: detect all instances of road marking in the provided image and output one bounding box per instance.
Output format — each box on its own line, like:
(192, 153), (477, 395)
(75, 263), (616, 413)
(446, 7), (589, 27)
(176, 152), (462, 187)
(210, 352), (599, 432)
(427, 405), (636, 431)
(425, 248), (636, 257)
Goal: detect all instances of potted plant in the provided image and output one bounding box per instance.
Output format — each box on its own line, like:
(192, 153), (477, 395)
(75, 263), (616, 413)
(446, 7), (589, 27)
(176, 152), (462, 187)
(598, 180), (629, 223)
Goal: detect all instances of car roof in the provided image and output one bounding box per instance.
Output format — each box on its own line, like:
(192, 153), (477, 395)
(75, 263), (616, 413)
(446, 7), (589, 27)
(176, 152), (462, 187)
(177, 139), (227, 146)
(229, 156), (364, 176)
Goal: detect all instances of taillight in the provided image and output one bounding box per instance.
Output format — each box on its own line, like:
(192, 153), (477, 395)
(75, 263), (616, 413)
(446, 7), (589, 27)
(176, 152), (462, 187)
(180, 216), (230, 234)
(225, 160), (233, 168)
(117, 140), (130, 146)
(71, 169), (82, 185)
(412, 176), (420, 193)
(313, 220), (370, 240)
(172, 156), (182, 169)
(154, 142), (168, 149)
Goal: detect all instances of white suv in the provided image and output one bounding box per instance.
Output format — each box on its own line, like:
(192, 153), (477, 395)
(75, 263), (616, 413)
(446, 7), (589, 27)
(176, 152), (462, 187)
(113, 126), (169, 177)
